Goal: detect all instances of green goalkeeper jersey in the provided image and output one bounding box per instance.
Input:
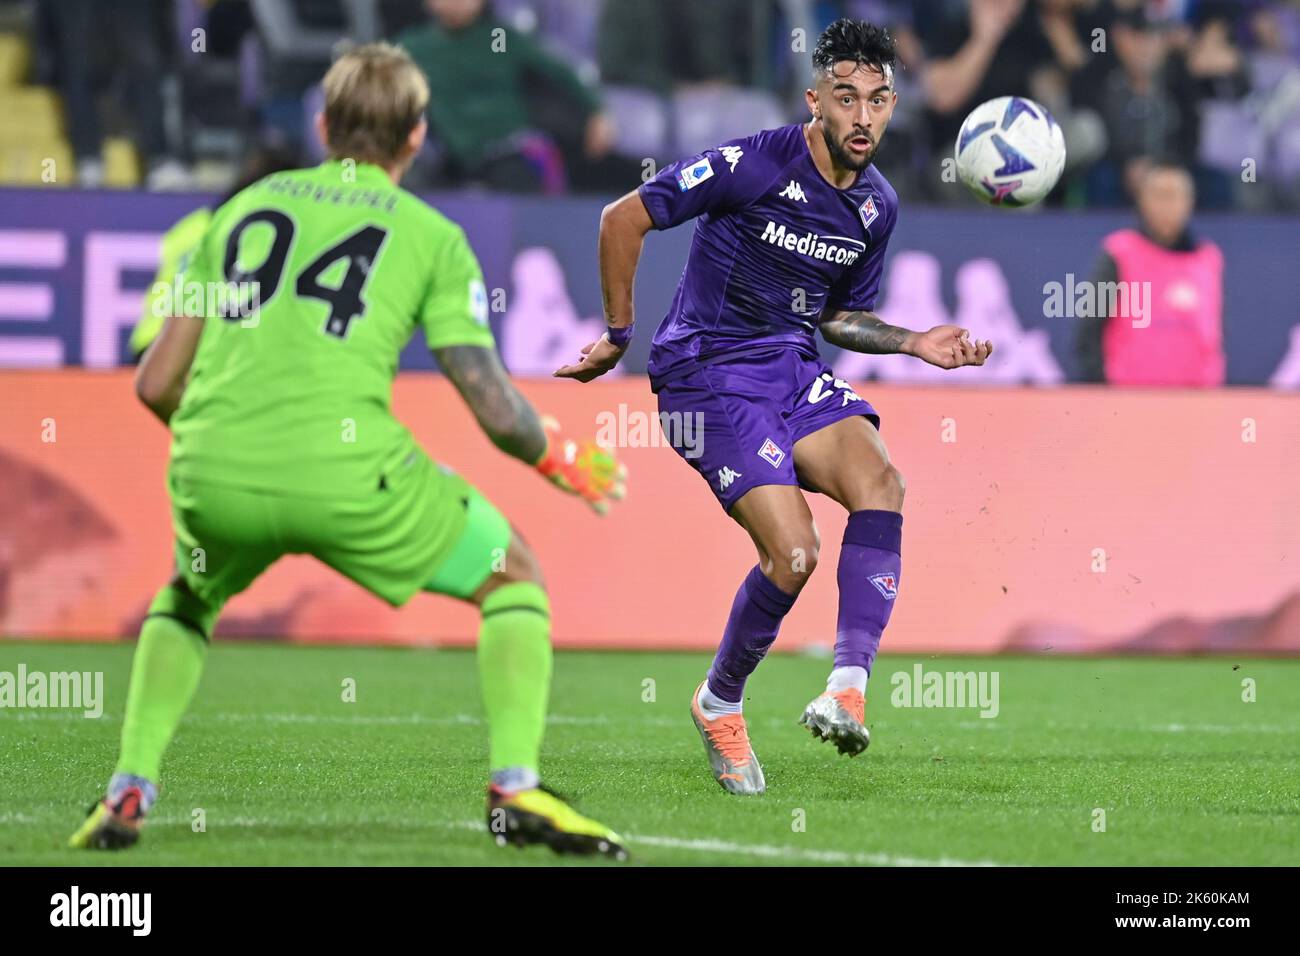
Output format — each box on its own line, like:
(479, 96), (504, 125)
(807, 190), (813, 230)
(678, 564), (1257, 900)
(169, 160), (495, 497)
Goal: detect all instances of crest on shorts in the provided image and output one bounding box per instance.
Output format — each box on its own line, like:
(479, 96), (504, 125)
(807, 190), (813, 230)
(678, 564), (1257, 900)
(758, 438), (786, 468)
(858, 195), (880, 231)
(869, 572), (898, 599)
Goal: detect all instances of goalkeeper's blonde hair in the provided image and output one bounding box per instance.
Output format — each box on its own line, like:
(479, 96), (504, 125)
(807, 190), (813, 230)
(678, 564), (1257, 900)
(321, 42), (429, 166)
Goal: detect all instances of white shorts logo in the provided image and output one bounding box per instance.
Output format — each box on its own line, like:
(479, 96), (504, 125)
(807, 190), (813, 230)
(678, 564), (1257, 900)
(717, 466), (743, 490)
(808, 372), (863, 406)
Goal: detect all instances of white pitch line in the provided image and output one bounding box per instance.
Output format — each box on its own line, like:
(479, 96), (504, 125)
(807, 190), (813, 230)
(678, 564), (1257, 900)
(6, 709), (1298, 737)
(200, 712), (660, 727)
(623, 832), (1006, 867)
(445, 819), (1007, 867)
(121, 815), (1009, 866)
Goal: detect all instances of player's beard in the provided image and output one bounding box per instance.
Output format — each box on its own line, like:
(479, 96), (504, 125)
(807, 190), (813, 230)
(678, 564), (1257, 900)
(822, 122), (879, 172)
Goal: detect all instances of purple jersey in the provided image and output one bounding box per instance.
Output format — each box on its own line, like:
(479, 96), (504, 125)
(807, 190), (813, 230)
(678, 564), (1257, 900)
(639, 122), (898, 390)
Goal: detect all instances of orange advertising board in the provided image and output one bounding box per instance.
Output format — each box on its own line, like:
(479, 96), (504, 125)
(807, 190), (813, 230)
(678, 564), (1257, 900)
(3, 371), (1297, 654)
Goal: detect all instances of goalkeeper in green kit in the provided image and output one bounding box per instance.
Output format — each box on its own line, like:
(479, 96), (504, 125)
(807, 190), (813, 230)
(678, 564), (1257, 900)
(70, 43), (627, 859)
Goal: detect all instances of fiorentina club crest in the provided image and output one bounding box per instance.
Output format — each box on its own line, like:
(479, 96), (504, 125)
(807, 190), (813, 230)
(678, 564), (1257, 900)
(869, 572), (898, 599)
(858, 195), (879, 230)
(758, 437), (785, 468)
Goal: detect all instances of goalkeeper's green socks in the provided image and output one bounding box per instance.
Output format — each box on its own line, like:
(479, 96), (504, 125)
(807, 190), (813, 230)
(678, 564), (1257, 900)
(115, 613), (208, 784)
(112, 584), (552, 796)
(477, 582), (552, 791)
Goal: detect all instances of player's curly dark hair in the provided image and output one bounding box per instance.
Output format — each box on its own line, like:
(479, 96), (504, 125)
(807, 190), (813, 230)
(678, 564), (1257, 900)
(811, 18), (897, 80)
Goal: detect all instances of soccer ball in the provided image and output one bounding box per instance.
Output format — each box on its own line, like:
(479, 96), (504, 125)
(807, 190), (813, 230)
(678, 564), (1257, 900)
(954, 96), (1066, 207)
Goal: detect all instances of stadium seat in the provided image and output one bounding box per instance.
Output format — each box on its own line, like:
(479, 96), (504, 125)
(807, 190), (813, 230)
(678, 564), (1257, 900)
(0, 32), (29, 88)
(0, 140), (72, 186)
(1199, 100), (1266, 175)
(1275, 117), (1300, 182)
(103, 136), (142, 188)
(601, 85), (669, 160)
(0, 87), (63, 143)
(671, 87), (787, 156)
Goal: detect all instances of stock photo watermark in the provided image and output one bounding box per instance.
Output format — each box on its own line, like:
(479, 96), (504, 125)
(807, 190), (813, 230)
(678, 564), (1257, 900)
(594, 403), (704, 459)
(151, 275), (264, 325)
(1042, 274), (1152, 328)
(0, 664), (103, 718)
(890, 664), (1000, 719)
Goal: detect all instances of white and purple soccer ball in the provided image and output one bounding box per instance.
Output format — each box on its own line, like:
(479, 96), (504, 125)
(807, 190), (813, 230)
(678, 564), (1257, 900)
(954, 96), (1067, 208)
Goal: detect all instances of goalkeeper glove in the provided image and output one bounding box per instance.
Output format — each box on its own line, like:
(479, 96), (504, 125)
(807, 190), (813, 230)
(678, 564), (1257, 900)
(533, 417), (627, 515)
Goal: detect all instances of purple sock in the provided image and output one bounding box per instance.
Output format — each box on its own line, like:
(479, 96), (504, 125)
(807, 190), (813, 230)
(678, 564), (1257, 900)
(835, 510), (903, 674)
(707, 566), (798, 703)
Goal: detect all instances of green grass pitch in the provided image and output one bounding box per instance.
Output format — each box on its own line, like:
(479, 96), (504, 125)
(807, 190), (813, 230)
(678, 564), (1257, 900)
(2, 641), (1297, 866)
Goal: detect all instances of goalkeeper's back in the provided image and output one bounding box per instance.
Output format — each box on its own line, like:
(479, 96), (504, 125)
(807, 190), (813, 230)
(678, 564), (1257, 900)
(169, 51), (495, 498)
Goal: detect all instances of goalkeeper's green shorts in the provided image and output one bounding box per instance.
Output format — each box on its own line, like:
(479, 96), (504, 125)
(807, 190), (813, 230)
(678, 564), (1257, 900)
(152, 451), (513, 637)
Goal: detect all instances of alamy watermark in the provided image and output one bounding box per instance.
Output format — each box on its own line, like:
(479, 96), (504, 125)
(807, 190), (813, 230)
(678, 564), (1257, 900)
(0, 665), (103, 718)
(1043, 274), (1151, 328)
(151, 275), (263, 325)
(595, 403), (704, 459)
(50, 886), (150, 936)
(890, 663), (1000, 718)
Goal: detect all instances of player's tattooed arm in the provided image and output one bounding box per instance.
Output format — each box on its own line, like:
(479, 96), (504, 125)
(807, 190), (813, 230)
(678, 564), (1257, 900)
(818, 309), (913, 354)
(820, 309), (994, 368)
(434, 345), (547, 464)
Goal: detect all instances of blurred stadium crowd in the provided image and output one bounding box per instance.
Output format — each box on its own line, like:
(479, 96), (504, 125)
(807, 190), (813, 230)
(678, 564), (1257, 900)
(0, 0), (1298, 209)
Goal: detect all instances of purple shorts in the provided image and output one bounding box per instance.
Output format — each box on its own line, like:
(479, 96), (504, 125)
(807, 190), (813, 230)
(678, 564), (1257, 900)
(655, 349), (879, 512)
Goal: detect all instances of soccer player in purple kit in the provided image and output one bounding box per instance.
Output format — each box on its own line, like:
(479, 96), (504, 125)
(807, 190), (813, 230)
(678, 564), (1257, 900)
(556, 19), (992, 794)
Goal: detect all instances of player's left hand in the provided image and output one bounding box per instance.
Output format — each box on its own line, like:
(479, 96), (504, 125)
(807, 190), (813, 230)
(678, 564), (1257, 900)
(553, 336), (625, 382)
(907, 325), (993, 370)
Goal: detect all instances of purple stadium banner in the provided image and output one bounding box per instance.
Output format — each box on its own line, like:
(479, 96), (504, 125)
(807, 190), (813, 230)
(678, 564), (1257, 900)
(1, 187), (1298, 385)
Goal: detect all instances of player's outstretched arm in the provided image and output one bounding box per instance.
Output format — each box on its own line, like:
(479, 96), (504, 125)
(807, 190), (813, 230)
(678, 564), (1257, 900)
(435, 344), (547, 462)
(135, 313), (205, 424)
(819, 309), (993, 369)
(554, 189), (654, 382)
(435, 344), (626, 514)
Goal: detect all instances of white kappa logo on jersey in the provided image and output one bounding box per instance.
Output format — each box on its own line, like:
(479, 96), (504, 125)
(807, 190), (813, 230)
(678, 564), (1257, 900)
(779, 180), (807, 203)
(719, 145), (743, 173)
(717, 467), (743, 490)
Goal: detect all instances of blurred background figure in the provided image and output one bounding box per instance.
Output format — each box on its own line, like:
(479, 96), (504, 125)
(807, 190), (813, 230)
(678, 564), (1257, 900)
(32, 0), (189, 188)
(912, 0), (1095, 202)
(1076, 160), (1225, 386)
(1072, 2), (1250, 208)
(0, 0), (1294, 204)
(397, 0), (637, 192)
